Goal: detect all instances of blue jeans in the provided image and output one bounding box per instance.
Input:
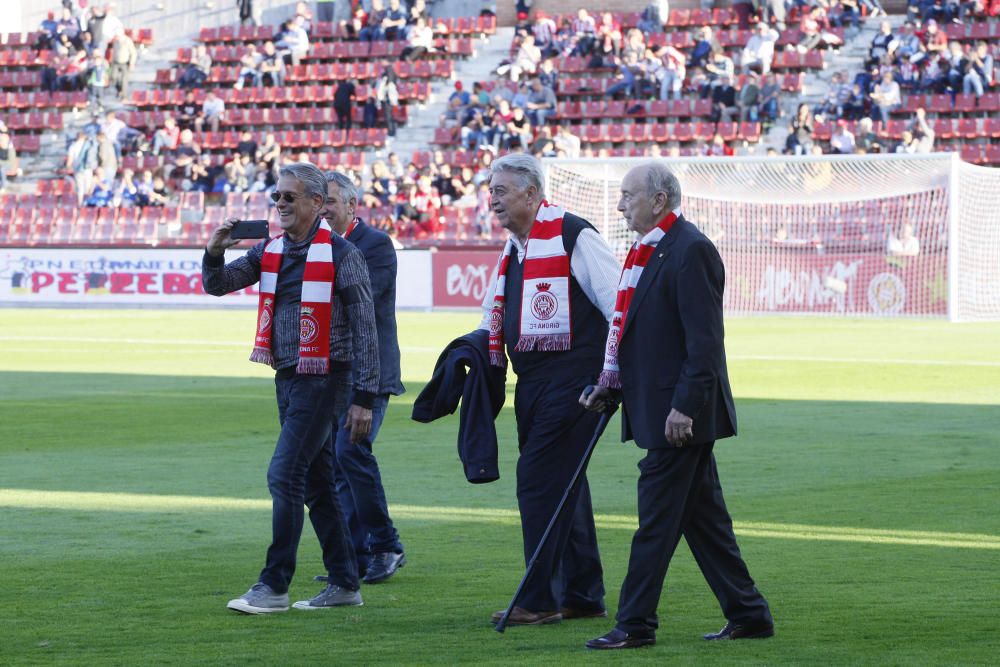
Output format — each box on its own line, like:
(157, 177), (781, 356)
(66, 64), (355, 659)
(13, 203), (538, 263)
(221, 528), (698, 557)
(259, 368), (359, 593)
(332, 393), (403, 573)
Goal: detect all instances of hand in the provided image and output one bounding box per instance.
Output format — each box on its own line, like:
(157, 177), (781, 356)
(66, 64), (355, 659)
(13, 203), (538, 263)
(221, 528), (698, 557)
(664, 408), (694, 447)
(344, 404), (373, 445)
(579, 385), (612, 412)
(206, 218), (242, 257)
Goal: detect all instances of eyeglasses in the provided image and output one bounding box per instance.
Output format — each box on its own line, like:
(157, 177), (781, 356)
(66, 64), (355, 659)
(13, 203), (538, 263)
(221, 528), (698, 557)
(270, 191), (302, 203)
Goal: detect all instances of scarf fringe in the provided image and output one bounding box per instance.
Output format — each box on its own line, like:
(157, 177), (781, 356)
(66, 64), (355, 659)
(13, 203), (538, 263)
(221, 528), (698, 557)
(598, 369), (622, 389)
(249, 347), (274, 366)
(514, 333), (571, 352)
(489, 350), (508, 368)
(296, 357), (330, 375)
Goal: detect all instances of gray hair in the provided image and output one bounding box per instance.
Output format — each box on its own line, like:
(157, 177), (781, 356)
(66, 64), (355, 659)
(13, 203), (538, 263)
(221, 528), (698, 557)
(278, 162), (327, 201)
(324, 171), (360, 204)
(490, 153), (545, 198)
(642, 162), (682, 211)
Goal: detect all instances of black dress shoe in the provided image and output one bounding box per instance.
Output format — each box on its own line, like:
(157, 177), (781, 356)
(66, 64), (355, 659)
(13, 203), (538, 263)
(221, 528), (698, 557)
(586, 628), (656, 650)
(703, 620), (775, 640)
(362, 551), (406, 584)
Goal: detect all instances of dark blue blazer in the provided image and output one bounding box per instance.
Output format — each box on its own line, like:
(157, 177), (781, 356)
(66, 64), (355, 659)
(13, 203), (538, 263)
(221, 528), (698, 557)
(346, 219), (404, 396)
(617, 216), (737, 448)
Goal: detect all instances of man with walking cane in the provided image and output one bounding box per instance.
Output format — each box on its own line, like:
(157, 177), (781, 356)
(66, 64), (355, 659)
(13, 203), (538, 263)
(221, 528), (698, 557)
(479, 154), (621, 626)
(580, 162), (773, 649)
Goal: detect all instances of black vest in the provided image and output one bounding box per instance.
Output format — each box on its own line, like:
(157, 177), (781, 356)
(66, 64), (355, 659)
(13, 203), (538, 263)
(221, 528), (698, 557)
(503, 214), (609, 382)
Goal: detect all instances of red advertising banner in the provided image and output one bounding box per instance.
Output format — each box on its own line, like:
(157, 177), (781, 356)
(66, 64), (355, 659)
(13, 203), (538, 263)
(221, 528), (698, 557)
(431, 249), (500, 308)
(723, 248), (948, 316)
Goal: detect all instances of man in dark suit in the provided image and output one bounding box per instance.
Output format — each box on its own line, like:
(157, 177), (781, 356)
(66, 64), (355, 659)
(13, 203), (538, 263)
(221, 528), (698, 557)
(321, 171), (406, 584)
(580, 162), (773, 649)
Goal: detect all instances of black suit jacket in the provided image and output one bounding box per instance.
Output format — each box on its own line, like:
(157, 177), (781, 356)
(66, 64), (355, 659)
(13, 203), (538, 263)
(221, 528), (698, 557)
(617, 216), (737, 449)
(411, 330), (506, 484)
(346, 219), (404, 396)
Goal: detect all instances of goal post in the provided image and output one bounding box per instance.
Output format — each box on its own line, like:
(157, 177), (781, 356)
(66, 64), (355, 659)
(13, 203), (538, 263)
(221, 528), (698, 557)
(542, 153), (1000, 322)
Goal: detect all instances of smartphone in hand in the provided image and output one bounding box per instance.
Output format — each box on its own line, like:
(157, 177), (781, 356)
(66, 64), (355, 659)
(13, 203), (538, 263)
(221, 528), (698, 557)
(230, 220), (270, 240)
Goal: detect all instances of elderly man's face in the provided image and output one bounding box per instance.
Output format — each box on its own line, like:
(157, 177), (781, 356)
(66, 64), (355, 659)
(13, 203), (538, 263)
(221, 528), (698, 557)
(488, 170), (538, 237)
(618, 167), (660, 235)
(321, 182), (355, 235)
(274, 174), (322, 239)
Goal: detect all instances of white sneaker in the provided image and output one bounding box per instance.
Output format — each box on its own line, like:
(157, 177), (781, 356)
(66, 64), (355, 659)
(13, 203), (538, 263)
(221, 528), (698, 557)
(227, 582), (289, 614)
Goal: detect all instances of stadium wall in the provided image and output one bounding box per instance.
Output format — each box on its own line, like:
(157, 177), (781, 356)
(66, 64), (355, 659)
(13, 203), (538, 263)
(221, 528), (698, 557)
(0, 247), (504, 310)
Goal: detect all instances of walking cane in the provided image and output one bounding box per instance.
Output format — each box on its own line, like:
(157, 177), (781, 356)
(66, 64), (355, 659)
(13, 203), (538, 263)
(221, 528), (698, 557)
(495, 388), (618, 633)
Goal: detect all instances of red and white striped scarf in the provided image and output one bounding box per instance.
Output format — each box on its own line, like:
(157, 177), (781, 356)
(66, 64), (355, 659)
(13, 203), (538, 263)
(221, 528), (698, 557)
(598, 210), (679, 388)
(249, 219), (336, 375)
(488, 200), (571, 368)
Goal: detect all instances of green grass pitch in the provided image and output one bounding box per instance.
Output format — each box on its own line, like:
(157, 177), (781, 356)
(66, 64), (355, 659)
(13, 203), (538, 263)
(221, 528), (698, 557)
(1, 309), (998, 665)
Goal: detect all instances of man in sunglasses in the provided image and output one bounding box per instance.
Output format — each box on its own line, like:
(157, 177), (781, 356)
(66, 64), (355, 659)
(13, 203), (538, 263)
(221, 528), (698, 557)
(202, 162), (380, 614)
(318, 171), (407, 585)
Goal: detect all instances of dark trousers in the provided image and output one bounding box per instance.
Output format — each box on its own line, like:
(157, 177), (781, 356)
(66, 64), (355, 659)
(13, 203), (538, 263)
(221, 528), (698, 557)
(332, 393), (403, 573)
(615, 443), (772, 635)
(513, 375), (605, 612)
(259, 368), (359, 594)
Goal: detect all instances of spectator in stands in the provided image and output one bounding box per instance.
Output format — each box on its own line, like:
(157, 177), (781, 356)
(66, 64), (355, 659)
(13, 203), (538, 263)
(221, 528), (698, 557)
(87, 53), (111, 109)
(870, 70), (901, 123)
(894, 20), (924, 63)
(906, 107), (935, 153)
(732, 0), (756, 30)
(786, 103), (815, 155)
(498, 33), (542, 82)
(829, 119), (856, 154)
(712, 74), (738, 122)
(381, 0), (408, 41)
(798, 5), (841, 53)
(401, 16), (435, 61)
(887, 223), (920, 256)
(855, 116), (880, 152)
(276, 15), (310, 66)
(506, 106), (533, 150)
(814, 71), (848, 120)
(689, 26), (718, 70)
(963, 41), (994, 98)
(741, 21), (778, 75)
(222, 153), (251, 192)
(921, 19), (949, 59)
(99, 110), (126, 158)
(869, 20), (897, 67)
(758, 72), (781, 126)
(84, 166), (114, 207)
(637, 1), (668, 33)
(532, 11), (558, 58)
(176, 90), (200, 131)
(151, 173), (172, 205)
(653, 44), (686, 101)
(830, 0), (862, 30)
(67, 131), (98, 205)
(704, 49), (735, 92)
(109, 31), (137, 101)
(359, 0), (387, 41)
(259, 41), (286, 87)
(375, 67), (400, 137)
(188, 154), (218, 192)
(112, 167), (139, 206)
(170, 129), (202, 180)
(606, 52), (643, 100)
(257, 132), (281, 173)
(736, 71), (761, 123)
(570, 8), (598, 56)
(235, 130), (258, 160)
(525, 78), (557, 128)
(597, 13), (624, 56)
(293, 0), (313, 32)
(152, 116), (180, 155)
(0, 133), (17, 192)
(333, 79), (356, 130)
(706, 132), (734, 156)
(234, 44), (263, 89)
(96, 131), (118, 181)
(38, 11), (61, 50)
(179, 44), (212, 88)
(200, 90), (226, 134)
(409, 174), (441, 237)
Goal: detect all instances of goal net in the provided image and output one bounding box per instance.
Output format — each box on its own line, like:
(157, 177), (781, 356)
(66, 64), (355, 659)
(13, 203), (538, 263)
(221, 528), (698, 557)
(543, 154), (1000, 322)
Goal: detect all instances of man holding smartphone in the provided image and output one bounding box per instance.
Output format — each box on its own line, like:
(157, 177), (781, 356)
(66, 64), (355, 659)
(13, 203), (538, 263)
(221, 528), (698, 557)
(202, 162), (381, 614)
(319, 172), (406, 584)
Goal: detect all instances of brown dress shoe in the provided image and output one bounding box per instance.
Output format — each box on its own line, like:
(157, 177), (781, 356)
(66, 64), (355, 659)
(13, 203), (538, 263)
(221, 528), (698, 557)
(560, 606), (608, 620)
(491, 606), (562, 625)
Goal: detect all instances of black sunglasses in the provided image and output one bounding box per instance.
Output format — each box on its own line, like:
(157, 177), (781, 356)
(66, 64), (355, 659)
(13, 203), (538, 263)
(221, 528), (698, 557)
(270, 191), (302, 203)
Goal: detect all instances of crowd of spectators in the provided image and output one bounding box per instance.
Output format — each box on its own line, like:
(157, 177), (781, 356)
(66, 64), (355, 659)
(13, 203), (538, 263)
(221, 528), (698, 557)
(37, 2), (138, 106)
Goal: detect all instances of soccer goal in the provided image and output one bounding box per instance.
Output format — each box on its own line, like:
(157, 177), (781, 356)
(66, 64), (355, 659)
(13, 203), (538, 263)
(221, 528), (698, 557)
(543, 153), (1000, 322)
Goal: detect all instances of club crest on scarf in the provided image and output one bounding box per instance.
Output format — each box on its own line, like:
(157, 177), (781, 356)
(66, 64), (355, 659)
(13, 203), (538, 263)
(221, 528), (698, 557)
(530, 282), (558, 321)
(487, 201), (573, 367)
(257, 297), (273, 335)
(299, 306), (319, 346)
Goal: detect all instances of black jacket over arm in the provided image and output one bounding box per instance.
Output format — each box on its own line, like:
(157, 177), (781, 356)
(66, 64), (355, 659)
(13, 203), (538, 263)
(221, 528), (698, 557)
(411, 329), (506, 483)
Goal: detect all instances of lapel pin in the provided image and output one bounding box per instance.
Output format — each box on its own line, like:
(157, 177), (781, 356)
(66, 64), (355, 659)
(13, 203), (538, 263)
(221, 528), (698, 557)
(658, 253), (663, 258)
